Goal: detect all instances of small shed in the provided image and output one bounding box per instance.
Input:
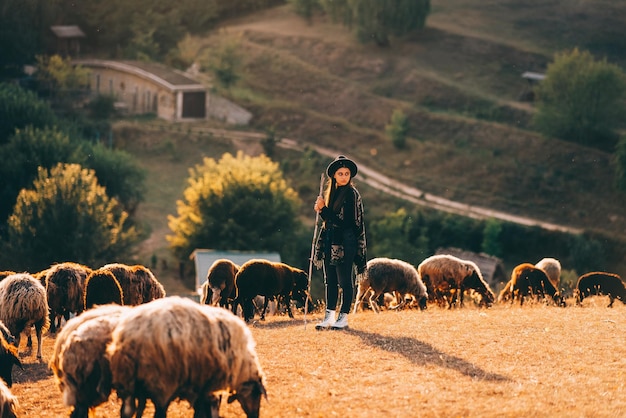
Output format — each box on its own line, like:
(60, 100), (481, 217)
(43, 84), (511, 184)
(435, 247), (507, 288)
(189, 249), (281, 293)
(50, 25), (85, 58)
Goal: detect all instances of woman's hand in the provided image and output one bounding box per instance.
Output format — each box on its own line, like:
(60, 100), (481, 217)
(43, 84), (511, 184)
(314, 196), (326, 213)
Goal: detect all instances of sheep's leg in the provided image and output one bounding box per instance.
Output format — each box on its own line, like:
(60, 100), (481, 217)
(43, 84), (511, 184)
(286, 295), (295, 318)
(368, 291), (382, 313)
(35, 322), (43, 359)
(153, 404), (169, 418)
(353, 285), (365, 313)
(260, 296), (269, 320)
(69, 404), (89, 418)
(608, 296), (615, 308)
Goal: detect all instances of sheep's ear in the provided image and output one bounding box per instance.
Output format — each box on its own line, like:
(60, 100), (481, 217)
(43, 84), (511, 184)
(227, 393), (237, 404)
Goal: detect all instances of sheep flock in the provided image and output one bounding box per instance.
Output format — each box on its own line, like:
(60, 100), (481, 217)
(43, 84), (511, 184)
(0, 253), (624, 416)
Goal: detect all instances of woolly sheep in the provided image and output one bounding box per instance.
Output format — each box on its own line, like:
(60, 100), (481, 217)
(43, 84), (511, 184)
(202, 259), (240, 309)
(576, 272), (626, 307)
(44, 262), (92, 333)
(355, 258), (428, 314)
(100, 263), (145, 306)
(106, 296), (267, 418)
(50, 304), (130, 418)
(0, 379), (18, 418)
(83, 269), (124, 310)
(417, 254), (495, 308)
(535, 257), (562, 290)
(508, 263), (564, 306)
(132, 264), (166, 303)
(233, 259), (309, 323)
(0, 273), (50, 359)
(0, 273), (15, 282)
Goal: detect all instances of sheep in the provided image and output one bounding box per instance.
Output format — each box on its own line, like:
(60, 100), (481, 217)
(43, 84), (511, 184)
(0, 273), (15, 282)
(44, 262), (92, 333)
(0, 322), (21, 388)
(83, 269), (124, 310)
(535, 257), (562, 290)
(100, 263), (145, 306)
(576, 272), (626, 307)
(417, 254), (495, 308)
(354, 258), (428, 314)
(0, 379), (18, 418)
(233, 259), (309, 323)
(131, 264), (166, 303)
(106, 296), (267, 418)
(508, 263), (564, 306)
(0, 273), (50, 359)
(50, 304), (130, 418)
(202, 259), (240, 309)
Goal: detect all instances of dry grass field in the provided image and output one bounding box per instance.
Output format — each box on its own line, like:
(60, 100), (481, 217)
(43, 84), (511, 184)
(10, 298), (626, 417)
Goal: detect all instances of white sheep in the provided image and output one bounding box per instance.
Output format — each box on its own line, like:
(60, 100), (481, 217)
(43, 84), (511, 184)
(0, 379), (18, 418)
(535, 257), (562, 290)
(0, 273), (50, 359)
(50, 304), (130, 418)
(355, 257), (428, 313)
(106, 296), (267, 418)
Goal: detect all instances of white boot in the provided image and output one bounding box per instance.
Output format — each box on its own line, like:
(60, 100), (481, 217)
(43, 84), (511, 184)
(315, 309), (336, 330)
(331, 312), (348, 330)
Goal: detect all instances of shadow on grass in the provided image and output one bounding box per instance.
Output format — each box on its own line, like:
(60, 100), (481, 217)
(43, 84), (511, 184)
(346, 328), (511, 382)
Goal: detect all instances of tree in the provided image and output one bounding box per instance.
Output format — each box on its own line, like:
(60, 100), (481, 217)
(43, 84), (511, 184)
(167, 151), (302, 260)
(385, 108), (409, 149)
(0, 82), (58, 144)
(369, 208), (427, 261)
(202, 36), (242, 88)
(35, 54), (91, 97)
(2, 163), (139, 272)
(612, 135), (626, 192)
(481, 218), (502, 257)
(533, 48), (626, 149)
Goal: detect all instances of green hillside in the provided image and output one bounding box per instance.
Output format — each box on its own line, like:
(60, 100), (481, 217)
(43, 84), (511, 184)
(121, 3), (626, 292)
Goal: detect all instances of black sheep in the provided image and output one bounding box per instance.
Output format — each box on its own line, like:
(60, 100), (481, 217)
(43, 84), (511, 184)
(576, 272), (626, 307)
(233, 259), (309, 322)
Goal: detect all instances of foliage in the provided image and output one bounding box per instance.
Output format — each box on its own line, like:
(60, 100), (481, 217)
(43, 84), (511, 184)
(201, 36), (243, 88)
(87, 95), (117, 120)
(2, 163), (139, 272)
(289, 0), (321, 21)
(368, 208), (427, 261)
(167, 151), (302, 260)
(0, 83), (58, 145)
(533, 48), (626, 149)
(612, 135), (626, 192)
(0, 126), (80, 224)
(35, 55), (91, 94)
(81, 142), (147, 215)
(385, 108), (409, 149)
(0, 0), (41, 77)
(481, 218), (503, 257)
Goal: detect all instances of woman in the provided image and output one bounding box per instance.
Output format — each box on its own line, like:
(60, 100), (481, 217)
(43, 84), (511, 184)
(313, 155), (367, 330)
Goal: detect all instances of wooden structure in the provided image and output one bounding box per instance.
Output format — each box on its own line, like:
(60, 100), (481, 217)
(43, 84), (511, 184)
(50, 25), (85, 58)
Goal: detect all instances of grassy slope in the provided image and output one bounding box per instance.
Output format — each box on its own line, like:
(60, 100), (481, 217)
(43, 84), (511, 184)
(123, 3), (626, 293)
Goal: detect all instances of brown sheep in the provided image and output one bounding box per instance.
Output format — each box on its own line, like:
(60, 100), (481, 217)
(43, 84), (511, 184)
(233, 259), (309, 323)
(44, 262), (92, 333)
(355, 258), (428, 314)
(576, 272), (626, 307)
(83, 269), (124, 310)
(100, 263), (145, 306)
(0, 273), (50, 359)
(131, 265), (166, 303)
(106, 296), (267, 418)
(202, 259), (240, 309)
(417, 254), (495, 308)
(0, 322), (21, 388)
(50, 304), (130, 418)
(508, 263), (564, 306)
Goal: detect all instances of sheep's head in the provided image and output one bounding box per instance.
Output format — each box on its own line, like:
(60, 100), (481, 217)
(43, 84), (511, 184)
(228, 379), (267, 418)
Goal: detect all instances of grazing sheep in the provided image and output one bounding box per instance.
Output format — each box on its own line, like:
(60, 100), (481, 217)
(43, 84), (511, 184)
(417, 254), (495, 308)
(100, 263), (145, 306)
(203, 259), (240, 309)
(354, 258), (428, 314)
(535, 258), (562, 290)
(509, 263), (564, 306)
(0, 322), (21, 388)
(106, 296), (267, 418)
(83, 269), (124, 310)
(0, 379), (18, 418)
(576, 272), (626, 307)
(0, 273), (50, 359)
(50, 304), (130, 418)
(131, 265), (166, 303)
(233, 259), (309, 323)
(44, 262), (92, 333)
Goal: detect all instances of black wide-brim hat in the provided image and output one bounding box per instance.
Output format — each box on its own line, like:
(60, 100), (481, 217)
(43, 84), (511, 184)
(326, 155), (358, 178)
